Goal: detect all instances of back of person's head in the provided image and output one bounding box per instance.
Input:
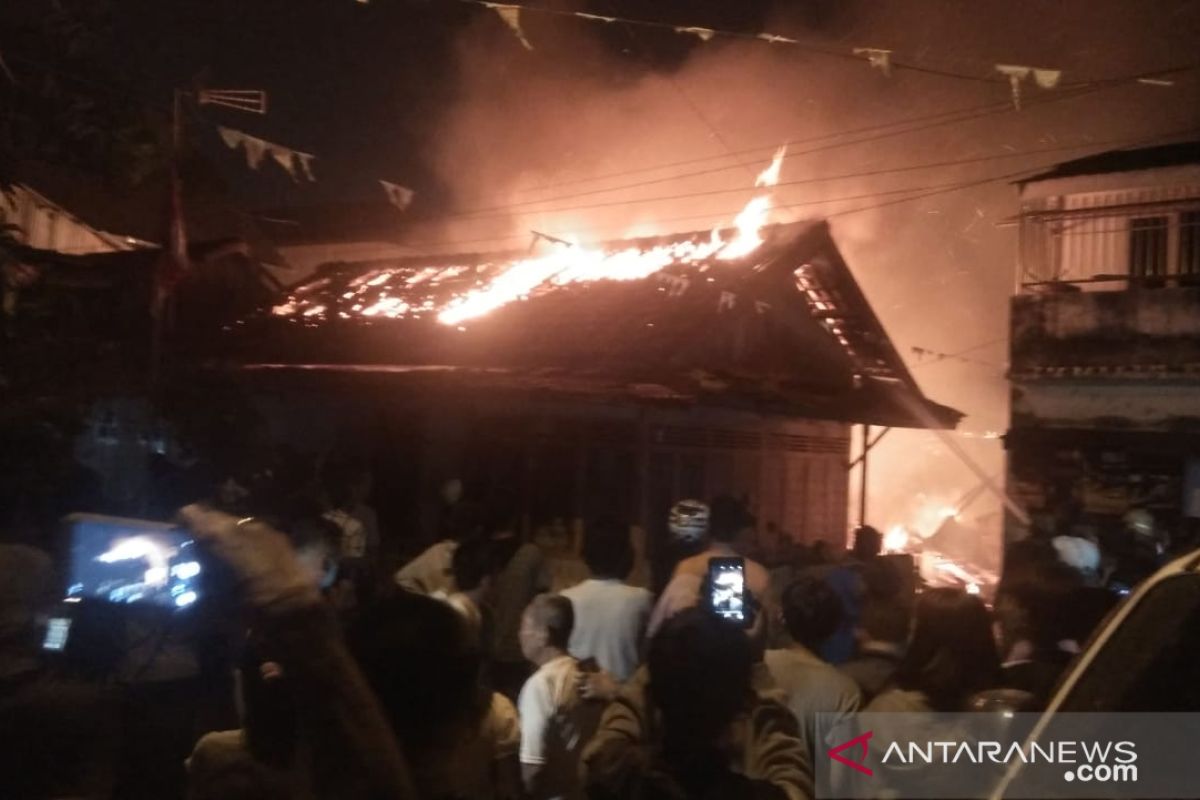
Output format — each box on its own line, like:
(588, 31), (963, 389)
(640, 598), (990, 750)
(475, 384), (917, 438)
(1062, 585), (1120, 646)
(708, 495), (752, 544)
(648, 608), (753, 763)
(321, 454), (372, 511)
(346, 592), (485, 751)
(524, 593), (574, 650)
(0, 545), (56, 663)
(858, 558), (912, 645)
(995, 559), (1082, 656)
(582, 516), (633, 580)
(851, 526), (883, 561)
(780, 574), (844, 652)
(896, 587), (999, 711)
(451, 535), (495, 593)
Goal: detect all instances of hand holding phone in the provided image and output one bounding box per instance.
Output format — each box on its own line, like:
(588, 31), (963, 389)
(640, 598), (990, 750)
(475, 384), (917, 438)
(706, 557), (749, 627)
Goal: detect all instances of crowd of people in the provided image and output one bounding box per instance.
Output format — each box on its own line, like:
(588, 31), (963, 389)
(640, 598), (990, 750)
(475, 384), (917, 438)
(0, 461), (1141, 800)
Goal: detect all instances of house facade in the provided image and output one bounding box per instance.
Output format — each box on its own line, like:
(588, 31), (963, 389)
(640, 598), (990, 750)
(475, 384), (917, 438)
(221, 221), (959, 576)
(1007, 141), (1200, 549)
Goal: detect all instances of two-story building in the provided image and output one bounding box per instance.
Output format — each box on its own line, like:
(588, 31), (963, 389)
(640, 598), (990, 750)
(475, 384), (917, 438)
(1007, 141), (1200, 554)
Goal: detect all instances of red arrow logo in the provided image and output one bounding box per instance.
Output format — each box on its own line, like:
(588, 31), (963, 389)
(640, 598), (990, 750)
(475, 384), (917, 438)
(828, 730), (874, 776)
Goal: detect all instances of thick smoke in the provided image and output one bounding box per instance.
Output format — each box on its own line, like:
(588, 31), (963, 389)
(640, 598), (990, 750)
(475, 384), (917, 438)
(421, 0), (1200, 563)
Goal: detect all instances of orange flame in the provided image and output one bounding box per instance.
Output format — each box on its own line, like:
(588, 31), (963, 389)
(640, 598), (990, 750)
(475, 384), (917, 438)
(273, 147), (789, 325)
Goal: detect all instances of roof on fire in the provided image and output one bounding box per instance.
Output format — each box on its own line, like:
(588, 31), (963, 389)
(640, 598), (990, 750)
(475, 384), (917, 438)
(215, 220), (961, 429)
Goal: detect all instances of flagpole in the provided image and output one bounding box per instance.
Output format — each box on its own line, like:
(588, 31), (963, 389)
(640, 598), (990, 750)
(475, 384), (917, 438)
(149, 92), (181, 386)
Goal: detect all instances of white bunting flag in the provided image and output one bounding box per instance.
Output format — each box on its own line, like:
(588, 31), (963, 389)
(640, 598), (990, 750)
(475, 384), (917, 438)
(380, 180), (415, 211)
(218, 126), (243, 150)
(675, 26), (715, 42)
(1032, 68), (1062, 89)
(996, 64), (1061, 109)
(484, 3), (533, 50)
(296, 152), (316, 182)
(242, 135), (268, 170)
(757, 33), (799, 45)
(853, 47), (893, 76)
(270, 146), (298, 181)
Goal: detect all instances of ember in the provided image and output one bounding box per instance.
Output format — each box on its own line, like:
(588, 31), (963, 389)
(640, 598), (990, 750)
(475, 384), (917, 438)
(271, 147), (789, 326)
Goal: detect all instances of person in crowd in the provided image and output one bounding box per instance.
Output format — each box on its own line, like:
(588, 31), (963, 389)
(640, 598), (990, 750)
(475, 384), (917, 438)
(649, 496), (768, 639)
(839, 559), (910, 703)
(646, 499), (710, 640)
(868, 587), (1000, 712)
(188, 512), (370, 796)
(517, 593), (602, 800)
(815, 525), (882, 664)
(491, 508), (552, 701)
(350, 590), (521, 800)
(583, 607), (812, 800)
(994, 559), (1083, 709)
(178, 506), (416, 800)
(764, 574), (861, 754)
(444, 533), (499, 647)
(561, 516), (653, 682)
(394, 492), (480, 596)
(0, 544), (117, 800)
(322, 455), (379, 603)
(671, 495), (768, 598)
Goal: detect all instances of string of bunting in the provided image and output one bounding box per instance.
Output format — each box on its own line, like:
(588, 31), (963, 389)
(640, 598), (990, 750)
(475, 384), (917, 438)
(216, 124), (415, 210)
(466, 0), (1074, 96)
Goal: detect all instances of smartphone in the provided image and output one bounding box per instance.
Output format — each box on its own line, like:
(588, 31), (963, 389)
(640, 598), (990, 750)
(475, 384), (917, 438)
(63, 513), (202, 610)
(707, 557), (748, 627)
(43, 617), (72, 652)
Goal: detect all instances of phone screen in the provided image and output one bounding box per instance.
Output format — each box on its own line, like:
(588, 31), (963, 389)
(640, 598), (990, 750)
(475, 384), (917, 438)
(43, 617), (71, 652)
(64, 514), (201, 609)
(707, 557), (747, 626)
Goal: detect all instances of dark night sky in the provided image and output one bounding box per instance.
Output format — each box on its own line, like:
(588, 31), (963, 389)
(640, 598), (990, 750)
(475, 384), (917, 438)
(8, 0), (1200, 535)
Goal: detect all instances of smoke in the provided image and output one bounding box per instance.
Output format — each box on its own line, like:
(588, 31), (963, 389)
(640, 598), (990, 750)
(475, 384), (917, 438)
(420, 0), (1200, 562)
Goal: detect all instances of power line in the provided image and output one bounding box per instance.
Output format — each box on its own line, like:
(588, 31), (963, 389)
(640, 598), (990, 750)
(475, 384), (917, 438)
(460, 0), (1011, 85)
(501, 64), (1196, 199)
(426, 67), (1200, 222)
(399, 127), (1199, 252)
(434, 130), (1200, 224)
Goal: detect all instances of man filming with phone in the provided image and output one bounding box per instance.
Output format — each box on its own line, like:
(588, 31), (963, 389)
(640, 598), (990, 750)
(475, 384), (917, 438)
(649, 496), (771, 638)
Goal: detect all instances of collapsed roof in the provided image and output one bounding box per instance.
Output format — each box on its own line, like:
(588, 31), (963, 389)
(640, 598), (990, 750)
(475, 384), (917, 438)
(218, 220), (961, 429)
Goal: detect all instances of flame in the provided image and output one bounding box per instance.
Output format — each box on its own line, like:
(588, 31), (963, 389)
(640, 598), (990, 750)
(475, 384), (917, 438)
(273, 147), (789, 325)
(883, 525), (910, 554)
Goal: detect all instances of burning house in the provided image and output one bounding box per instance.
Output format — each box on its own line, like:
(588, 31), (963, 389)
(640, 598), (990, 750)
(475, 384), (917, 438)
(217, 210), (960, 573)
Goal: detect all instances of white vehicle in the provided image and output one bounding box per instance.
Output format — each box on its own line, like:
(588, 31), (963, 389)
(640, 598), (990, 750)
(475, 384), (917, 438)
(990, 547), (1200, 798)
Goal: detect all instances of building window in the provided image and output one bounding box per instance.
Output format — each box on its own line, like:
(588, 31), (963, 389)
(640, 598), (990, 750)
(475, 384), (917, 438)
(1129, 216), (1168, 278)
(1181, 210), (1200, 277)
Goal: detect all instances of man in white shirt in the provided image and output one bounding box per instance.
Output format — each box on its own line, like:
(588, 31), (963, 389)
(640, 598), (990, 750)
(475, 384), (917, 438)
(561, 517), (652, 682)
(517, 594), (600, 800)
(764, 574), (861, 757)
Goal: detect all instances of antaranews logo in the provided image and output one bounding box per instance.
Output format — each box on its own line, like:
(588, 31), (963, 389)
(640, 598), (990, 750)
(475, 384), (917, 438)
(828, 731), (875, 776)
(877, 738), (1138, 784)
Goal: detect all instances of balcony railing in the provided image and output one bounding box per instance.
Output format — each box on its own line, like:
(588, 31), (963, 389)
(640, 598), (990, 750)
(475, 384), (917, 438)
(1018, 188), (1200, 291)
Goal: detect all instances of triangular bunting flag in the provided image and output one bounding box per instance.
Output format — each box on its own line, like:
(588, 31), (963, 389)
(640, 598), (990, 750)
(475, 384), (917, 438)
(270, 146), (299, 182)
(242, 135), (268, 170)
(218, 126), (244, 150)
(853, 47), (893, 76)
(484, 3), (533, 50)
(296, 152), (316, 182)
(675, 26), (715, 42)
(1032, 68), (1061, 89)
(379, 180), (415, 211)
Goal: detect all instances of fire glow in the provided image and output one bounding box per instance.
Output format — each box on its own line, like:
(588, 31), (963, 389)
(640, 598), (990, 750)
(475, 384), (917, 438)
(272, 147), (788, 326)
